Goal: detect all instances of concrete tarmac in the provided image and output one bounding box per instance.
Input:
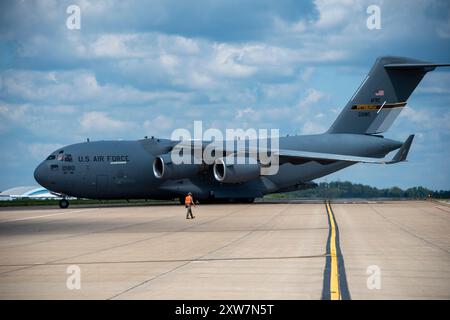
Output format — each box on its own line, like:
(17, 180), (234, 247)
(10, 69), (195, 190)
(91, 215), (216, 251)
(0, 200), (448, 299)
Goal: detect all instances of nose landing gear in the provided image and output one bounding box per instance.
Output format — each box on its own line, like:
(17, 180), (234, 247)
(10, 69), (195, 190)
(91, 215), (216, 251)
(59, 199), (69, 209)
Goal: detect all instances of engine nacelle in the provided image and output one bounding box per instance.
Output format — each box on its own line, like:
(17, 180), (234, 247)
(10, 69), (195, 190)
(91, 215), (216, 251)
(213, 157), (260, 183)
(153, 153), (202, 180)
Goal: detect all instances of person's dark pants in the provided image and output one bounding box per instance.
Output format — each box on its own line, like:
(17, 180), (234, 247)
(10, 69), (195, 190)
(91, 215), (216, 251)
(186, 205), (194, 219)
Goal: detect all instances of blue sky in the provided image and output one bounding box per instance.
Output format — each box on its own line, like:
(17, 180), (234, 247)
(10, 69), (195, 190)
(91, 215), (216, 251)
(1, 0), (449, 191)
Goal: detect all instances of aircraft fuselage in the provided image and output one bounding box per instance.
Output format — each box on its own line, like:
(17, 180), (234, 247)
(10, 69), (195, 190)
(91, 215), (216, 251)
(34, 133), (401, 201)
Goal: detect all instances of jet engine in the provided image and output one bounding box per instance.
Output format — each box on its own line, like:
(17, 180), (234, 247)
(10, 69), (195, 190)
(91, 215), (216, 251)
(153, 153), (202, 180)
(213, 157), (260, 183)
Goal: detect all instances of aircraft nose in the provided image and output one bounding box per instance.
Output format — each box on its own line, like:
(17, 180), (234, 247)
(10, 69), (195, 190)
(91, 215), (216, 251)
(34, 163), (47, 187)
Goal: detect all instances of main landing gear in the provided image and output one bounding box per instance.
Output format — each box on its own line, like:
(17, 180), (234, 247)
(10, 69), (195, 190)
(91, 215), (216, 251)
(59, 199), (69, 209)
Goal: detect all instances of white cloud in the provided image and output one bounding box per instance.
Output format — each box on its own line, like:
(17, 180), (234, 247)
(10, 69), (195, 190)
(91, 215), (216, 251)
(400, 106), (427, 123)
(300, 120), (327, 134)
(1, 69), (190, 106)
(299, 88), (325, 108)
(80, 111), (135, 132)
(28, 143), (63, 160)
(399, 106), (450, 131)
(53, 105), (76, 114)
(0, 103), (30, 123)
(143, 115), (174, 135)
(209, 43), (257, 78)
(300, 67), (315, 82)
(235, 107), (256, 119)
(314, 0), (363, 30)
(159, 35), (200, 55)
(78, 0), (114, 15)
(416, 71), (450, 94)
(272, 16), (307, 34)
(0, 102), (74, 138)
(91, 34), (144, 58)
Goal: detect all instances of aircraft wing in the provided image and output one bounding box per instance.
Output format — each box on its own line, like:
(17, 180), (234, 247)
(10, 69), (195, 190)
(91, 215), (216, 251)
(276, 135), (414, 165)
(171, 135), (414, 165)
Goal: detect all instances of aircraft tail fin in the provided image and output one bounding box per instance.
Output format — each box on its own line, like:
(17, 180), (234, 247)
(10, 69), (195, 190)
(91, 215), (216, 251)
(328, 56), (450, 134)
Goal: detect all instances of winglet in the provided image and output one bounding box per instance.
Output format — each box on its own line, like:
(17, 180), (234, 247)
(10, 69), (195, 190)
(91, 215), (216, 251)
(387, 134), (414, 164)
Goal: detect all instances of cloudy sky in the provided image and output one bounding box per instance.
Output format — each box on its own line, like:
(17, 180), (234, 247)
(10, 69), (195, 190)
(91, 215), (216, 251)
(1, 0), (449, 191)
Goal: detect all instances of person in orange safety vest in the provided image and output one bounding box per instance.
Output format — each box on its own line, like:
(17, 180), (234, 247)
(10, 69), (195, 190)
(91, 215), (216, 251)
(185, 192), (195, 219)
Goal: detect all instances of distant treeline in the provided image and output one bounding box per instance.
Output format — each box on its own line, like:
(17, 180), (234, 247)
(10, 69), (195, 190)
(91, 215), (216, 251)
(270, 181), (450, 199)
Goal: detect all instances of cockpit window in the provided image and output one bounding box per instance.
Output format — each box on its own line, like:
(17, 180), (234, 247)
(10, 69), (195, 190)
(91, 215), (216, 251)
(53, 150), (72, 162)
(56, 150), (64, 161)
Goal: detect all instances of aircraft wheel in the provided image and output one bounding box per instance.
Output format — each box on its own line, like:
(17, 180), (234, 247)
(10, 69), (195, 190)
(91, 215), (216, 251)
(59, 199), (69, 209)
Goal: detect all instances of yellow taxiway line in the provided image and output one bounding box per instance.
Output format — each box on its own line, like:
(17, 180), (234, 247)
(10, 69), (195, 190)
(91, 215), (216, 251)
(326, 201), (341, 300)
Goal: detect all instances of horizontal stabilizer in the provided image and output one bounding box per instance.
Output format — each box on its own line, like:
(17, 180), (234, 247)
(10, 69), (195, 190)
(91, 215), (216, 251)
(385, 63), (450, 70)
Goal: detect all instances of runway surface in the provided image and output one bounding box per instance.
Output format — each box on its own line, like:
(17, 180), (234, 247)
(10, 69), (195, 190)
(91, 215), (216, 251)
(0, 200), (449, 299)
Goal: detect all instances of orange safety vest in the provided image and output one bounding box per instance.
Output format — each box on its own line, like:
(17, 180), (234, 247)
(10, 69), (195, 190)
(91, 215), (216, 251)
(185, 195), (192, 206)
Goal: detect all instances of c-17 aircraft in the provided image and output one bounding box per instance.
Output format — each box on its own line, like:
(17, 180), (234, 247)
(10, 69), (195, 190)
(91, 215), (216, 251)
(34, 56), (449, 208)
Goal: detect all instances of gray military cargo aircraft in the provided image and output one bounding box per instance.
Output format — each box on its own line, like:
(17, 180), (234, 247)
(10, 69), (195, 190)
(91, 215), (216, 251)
(34, 56), (449, 208)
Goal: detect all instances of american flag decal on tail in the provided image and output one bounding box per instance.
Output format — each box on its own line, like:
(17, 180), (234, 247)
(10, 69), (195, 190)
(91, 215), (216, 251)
(375, 89), (384, 96)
